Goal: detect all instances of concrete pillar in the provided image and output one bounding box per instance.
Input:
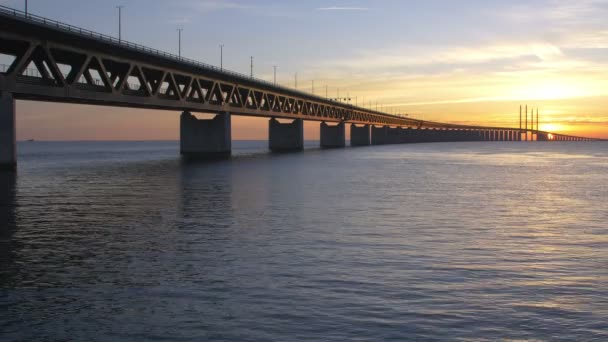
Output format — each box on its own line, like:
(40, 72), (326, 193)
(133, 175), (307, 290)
(387, 127), (402, 144)
(180, 111), (231, 159)
(351, 124), (370, 146)
(372, 125), (388, 145)
(0, 92), (16, 172)
(401, 128), (413, 143)
(269, 118), (304, 152)
(320, 122), (345, 148)
(409, 128), (421, 143)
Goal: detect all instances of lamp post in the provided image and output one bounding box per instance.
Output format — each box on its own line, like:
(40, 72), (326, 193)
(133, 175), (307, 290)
(117, 5), (124, 42)
(25, 0), (28, 15)
(219, 44), (224, 70)
(177, 28), (183, 58)
(250, 56), (254, 79)
(273, 65), (277, 85)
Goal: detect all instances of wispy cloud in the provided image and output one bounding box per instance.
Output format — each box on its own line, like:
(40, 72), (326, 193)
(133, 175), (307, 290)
(191, 1), (251, 13)
(180, 0), (293, 17)
(317, 7), (369, 11)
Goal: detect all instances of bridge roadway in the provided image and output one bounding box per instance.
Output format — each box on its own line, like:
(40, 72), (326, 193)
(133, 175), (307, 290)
(0, 6), (600, 170)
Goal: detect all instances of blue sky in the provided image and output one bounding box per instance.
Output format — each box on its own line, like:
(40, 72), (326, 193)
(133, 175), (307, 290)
(3, 0), (608, 139)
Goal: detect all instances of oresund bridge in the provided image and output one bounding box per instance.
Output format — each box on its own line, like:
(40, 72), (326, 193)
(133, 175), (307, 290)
(0, 6), (600, 171)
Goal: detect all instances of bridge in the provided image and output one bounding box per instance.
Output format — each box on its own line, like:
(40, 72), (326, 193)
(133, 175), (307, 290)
(0, 6), (600, 171)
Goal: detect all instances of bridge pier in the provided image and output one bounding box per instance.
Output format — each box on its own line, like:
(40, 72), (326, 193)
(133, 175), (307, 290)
(269, 118), (304, 152)
(320, 122), (346, 148)
(351, 124), (370, 146)
(0, 92), (16, 172)
(180, 111), (231, 159)
(371, 126), (389, 145)
(386, 127), (401, 144)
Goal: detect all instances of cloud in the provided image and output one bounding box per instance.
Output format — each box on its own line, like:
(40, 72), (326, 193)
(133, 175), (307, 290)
(318, 41), (565, 77)
(188, 1), (252, 13)
(317, 7), (369, 11)
(181, 0), (293, 17)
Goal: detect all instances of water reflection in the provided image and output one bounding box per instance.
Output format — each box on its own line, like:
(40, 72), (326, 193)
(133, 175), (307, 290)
(2, 141), (608, 341)
(0, 172), (17, 287)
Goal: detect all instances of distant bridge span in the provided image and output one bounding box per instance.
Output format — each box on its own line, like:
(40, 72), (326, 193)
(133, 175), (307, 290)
(0, 6), (601, 171)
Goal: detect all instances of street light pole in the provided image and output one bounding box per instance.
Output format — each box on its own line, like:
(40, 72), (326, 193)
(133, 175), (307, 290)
(250, 56), (253, 79)
(219, 44), (224, 70)
(273, 65), (277, 85)
(295, 73), (297, 89)
(25, 0), (28, 15)
(117, 5), (124, 42)
(177, 28), (183, 58)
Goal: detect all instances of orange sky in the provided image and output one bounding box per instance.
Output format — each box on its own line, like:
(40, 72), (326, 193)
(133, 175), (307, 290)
(15, 97), (608, 141)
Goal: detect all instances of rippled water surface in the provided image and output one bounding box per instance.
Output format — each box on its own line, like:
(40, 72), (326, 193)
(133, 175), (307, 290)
(1, 141), (608, 341)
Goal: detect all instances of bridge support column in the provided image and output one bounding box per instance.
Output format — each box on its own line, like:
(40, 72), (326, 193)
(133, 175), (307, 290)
(180, 111), (231, 159)
(351, 124), (370, 146)
(320, 122), (346, 148)
(0, 92), (16, 172)
(269, 118), (304, 152)
(372, 126), (388, 145)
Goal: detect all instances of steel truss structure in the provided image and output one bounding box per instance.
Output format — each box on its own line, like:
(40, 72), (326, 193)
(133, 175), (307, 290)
(0, 5), (600, 141)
